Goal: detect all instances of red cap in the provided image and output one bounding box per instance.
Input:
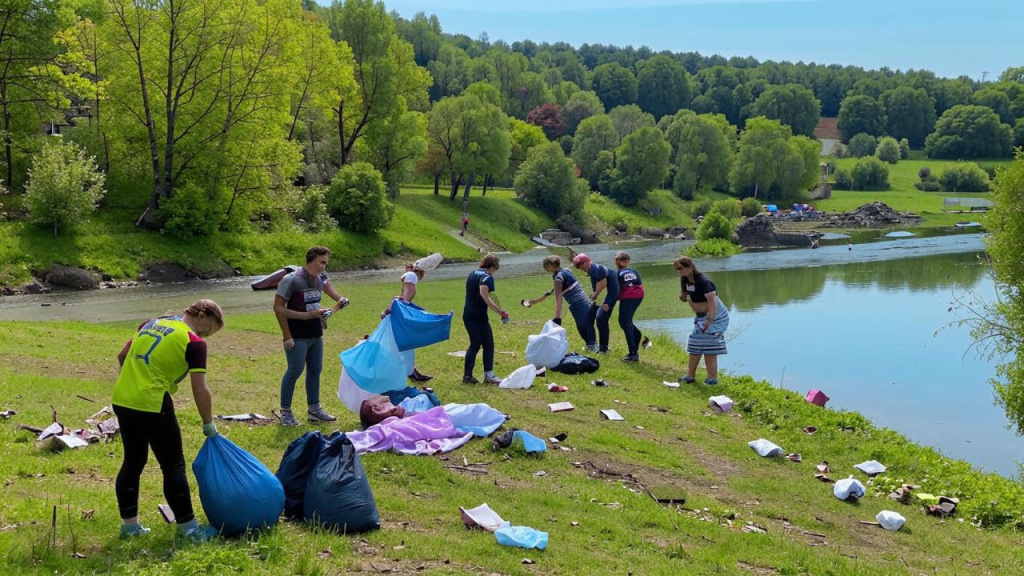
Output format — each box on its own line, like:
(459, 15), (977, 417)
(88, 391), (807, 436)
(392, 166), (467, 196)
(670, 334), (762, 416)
(572, 254), (590, 268)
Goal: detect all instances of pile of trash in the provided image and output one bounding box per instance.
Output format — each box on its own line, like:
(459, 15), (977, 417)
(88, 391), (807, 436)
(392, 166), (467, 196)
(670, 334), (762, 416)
(818, 202), (923, 228)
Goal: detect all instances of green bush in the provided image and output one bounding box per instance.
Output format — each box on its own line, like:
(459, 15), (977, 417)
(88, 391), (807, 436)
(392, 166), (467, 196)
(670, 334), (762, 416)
(711, 198), (741, 219)
(898, 138), (910, 159)
(24, 139), (105, 236)
(851, 156), (890, 190)
(875, 136), (900, 164)
(296, 185), (337, 232)
(847, 132), (878, 158)
(740, 197), (762, 217)
(687, 237), (740, 257)
(914, 180), (942, 191)
(160, 181), (225, 240)
(834, 168), (853, 190)
(515, 142), (587, 219)
(325, 162), (393, 234)
(939, 162), (991, 192)
(696, 210), (733, 241)
(688, 198), (713, 218)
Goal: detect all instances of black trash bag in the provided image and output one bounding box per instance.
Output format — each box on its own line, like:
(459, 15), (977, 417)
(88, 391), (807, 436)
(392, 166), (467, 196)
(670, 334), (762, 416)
(551, 352), (600, 374)
(492, 427), (521, 450)
(304, 433), (380, 534)
(276, 431), (339, 520)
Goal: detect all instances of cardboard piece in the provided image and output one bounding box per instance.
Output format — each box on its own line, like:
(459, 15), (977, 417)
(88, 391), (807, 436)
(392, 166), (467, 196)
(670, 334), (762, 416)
(548, 402), (574, 412)
(600, 409), (624, 421)
(459, 503), (509, 532)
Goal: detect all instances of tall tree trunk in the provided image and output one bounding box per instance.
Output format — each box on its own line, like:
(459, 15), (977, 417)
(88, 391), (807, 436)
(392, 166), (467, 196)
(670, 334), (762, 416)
(462, 170), (476, 202)
(481, 174), (490, 196)
(2, 96), (11, 190)
(432, 172), (440, 195)
(448, 169), (460, 200)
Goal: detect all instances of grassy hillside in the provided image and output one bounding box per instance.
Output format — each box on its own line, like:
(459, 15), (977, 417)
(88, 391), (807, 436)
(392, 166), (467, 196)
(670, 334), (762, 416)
(1, 272), (1023, 575)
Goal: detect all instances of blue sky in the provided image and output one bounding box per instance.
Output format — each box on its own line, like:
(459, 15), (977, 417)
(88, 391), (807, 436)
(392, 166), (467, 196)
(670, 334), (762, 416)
(380, 0), (1023, 80)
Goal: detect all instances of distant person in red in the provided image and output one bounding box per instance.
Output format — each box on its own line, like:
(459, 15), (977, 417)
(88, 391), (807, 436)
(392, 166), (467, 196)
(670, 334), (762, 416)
(460, 213), (469, 236)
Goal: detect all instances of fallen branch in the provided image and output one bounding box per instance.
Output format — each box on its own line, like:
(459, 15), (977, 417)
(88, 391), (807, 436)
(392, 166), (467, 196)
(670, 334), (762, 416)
(443, 465), (488, 475)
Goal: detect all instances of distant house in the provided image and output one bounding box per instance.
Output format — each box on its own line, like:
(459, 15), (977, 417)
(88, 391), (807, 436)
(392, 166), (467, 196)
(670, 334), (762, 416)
(813, 117), (841, 156)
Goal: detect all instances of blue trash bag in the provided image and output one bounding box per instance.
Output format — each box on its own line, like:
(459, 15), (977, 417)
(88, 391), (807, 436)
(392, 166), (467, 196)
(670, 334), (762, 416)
(275, 431), (342, 520)
(389, 300), (453, 351)
(304, 433), (380, 534)
(192, 434), (285, 536)
(495, 526), (548, 550)
(340, 317), (410, 394)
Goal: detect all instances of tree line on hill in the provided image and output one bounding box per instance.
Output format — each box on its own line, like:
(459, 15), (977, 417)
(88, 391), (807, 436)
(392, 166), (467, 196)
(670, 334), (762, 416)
(2, 0), (1021, 239)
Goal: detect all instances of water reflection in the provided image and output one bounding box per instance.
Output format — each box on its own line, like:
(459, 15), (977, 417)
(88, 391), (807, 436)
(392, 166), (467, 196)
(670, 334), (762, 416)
(643, 250), (1021, 477)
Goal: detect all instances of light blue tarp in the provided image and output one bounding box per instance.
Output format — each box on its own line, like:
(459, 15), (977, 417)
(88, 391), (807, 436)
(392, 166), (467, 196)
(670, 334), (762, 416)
(340, 318), (412, 394)
(389, 300), (452, 352)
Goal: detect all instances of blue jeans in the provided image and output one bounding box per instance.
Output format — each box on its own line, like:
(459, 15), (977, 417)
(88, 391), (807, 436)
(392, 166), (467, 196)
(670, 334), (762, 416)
(587, 302), (616, 351)
(618, 297), (644, 355)
(280, 337), (324, 409)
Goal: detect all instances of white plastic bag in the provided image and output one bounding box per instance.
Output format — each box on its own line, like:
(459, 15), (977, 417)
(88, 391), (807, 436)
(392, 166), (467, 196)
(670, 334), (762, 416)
(854, 460), (887, 476)
(337, 367), (376, 414)
(414, 252), (443, 272)
(499, 365), (537, 389)
(525, 320), (569, 369)
(834, 477), (866, 501)
(876, 510), (906, 531)
(708, 395), (734, 413)
(748, 438), (783, 457)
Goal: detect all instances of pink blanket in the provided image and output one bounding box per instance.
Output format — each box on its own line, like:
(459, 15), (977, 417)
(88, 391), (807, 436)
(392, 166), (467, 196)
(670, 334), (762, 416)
(346, 406), (474, 455)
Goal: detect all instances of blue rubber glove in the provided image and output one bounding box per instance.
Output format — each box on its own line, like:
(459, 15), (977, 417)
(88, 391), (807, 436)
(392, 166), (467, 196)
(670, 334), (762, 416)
(202, 422), (218, 438)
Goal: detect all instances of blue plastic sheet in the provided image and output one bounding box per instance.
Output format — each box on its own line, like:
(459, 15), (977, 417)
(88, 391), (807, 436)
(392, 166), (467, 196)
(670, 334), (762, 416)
(340, 318), (410, 394)
(495, 526), (548, 549)
(445, 403), (508, 437)
(512, 430), (547, 453)
(389, 300), (452, 351)
(193, 435), (285, 536)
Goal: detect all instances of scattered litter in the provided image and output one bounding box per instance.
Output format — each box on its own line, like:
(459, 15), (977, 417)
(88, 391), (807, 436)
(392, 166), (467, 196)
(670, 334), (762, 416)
(889, 483), (919, 504)
(592, 379), (607, 387)
(662, 381), (680, 389)
(708, 395), (733, 413)
(805, 389), (829, 407)
(446, 351), (467, 358)
(533, 471), (547, 477)
(748, 438), (783, 457)
(459, 503), (509, 532)
(635, 425), (644, 430)
(786, 453), (802, 463)
(914, 493), (940, 505)
(521, 558), (535, 564)
(495, 526), (548, 550)
(600, 409), (624, 421)
(548, 402), (574, 412)
(803, 426), (817, 434)
(35, 422), (90, 451)
(216, 413), (272, 423)
(547, 384), (568, 393)
(927, 497), (958, 517)
(548, 432), (568, 443)
(71, 552), (87, 559)
(815, 474), (835, 483)
(76, 395), (96, 403)
(834, 477), (866, 501)
(499, 365), (537, 389)
(742, 522), (767, 534)
(499, 351), (516, 357)
(1, 409), (17, 419)
(854, 460), (887, 476)
(536, 367), (546, 377)
(493, 429), (547, 453)
(570, 521), (579, 527)
(816, 461), (830, 473)
(876, 510), (906, 531)
(157, 504), (177, 523)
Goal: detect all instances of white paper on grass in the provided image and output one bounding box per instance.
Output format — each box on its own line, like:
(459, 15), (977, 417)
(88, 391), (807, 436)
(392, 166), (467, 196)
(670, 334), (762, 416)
(748, 438), (784, 457)
(708, 395), (734, 413)
(548, 402), (574, 412)
(600, 409), (624, 421)
(459, 503), (510, 532)
(876, 510), (906, 531)
(854, 460), (887, 475)
(662, 381), (680, 389)
(499, 365), (536, 389)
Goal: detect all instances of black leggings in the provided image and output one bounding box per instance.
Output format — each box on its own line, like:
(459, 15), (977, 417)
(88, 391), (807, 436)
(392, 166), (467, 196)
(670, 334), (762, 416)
(113, 394), (194, 523)
(463, 317), (494, 376)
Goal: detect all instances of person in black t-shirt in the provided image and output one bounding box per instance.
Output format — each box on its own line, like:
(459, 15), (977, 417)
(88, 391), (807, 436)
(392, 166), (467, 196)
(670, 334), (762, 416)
(676, 256), (730, 385)
(461, 253), (508, 384)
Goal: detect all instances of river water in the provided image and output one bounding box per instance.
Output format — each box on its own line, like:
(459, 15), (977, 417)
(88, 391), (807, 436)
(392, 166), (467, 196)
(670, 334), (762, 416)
(2, 231), (1017, 476)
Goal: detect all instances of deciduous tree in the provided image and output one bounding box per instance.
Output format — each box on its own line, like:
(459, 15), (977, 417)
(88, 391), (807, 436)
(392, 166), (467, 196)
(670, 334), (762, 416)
(925, 105), (1013, 159)
(635, 54), (691, 121)
(880, 86), (936, 148)
(590, 62), (637, 110)
(837, 94), (886, 142)
(571, 114), (618, 190)
(665, 111), (735, 200)
(747, 83), (820, 137)
(514, 141), (587, 219)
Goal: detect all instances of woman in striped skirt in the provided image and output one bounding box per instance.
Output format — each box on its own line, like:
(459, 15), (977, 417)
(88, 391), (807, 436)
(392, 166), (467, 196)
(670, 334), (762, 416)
(675, 256), (730, 385)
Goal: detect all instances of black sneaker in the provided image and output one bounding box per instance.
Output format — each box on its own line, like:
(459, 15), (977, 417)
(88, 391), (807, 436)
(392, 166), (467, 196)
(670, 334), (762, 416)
(462, 375), (480, 384)
(409, 370), (433, 382)
(621, 354), (639, 362)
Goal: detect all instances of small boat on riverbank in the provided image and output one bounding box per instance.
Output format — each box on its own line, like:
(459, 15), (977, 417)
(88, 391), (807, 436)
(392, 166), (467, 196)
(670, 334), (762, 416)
(250, 265), (300, 290)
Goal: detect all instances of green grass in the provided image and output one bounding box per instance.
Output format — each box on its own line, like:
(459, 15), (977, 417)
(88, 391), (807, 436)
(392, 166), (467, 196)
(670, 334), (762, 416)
(822, 156), (1006, 228)
(2, 272), (1024, 575)
(585, 188), (696, 234)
